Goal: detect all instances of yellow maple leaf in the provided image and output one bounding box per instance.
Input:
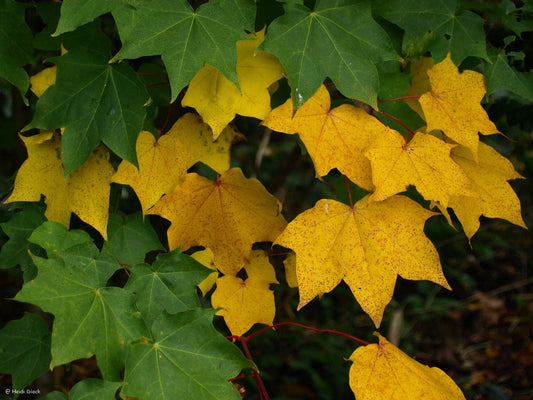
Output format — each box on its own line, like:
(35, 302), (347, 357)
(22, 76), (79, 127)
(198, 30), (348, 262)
(419, 53), (499, 158)
(449, 142), (526, 239)
(349, 333), (466, 400)
(275, 195), (450, 327)
(111, 113), (243, 214)
(182, 30), (284, 138)
(405, 56), (433, 117)
(191, 248), (219, 296)
(30, 66), (57, 98)
(150, 168), (287, 275)
(365, 131), (474, 207)
(283, 252), (298, 288)
(211, 250), (278, 336)
(6, 131), (113, 239)
(263, 84), (395, 191)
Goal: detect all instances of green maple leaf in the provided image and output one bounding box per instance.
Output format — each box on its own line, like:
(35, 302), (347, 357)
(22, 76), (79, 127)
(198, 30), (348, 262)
(0, 0), (33, 103)
(261, 0), (398, 108)
(485, 49), (533, 102)
(124, 250), (210, 325)
(0, 204), (46, 271)
(122, 309), (251, 400)
(14, 222), (148, 381)
(0, 313), (51, 391)
(42, 379), (121, 400)
(374, 0), (489, 64)
(111, 0), (255, 102)
(24, 38), (149, 174)
(102, 212), (164, 266)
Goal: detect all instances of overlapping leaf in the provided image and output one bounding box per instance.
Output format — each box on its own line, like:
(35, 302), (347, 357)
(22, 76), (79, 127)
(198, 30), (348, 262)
(263, 84), (393, 191)
(122, 309), (251, 400)
(42, 379), (121, 400)
(261, 0), (398, 108)
(14, 222), (147, 380)
(212, 250), (278, 336)
(0, 313), (51, 391)
(275, 196), (450, 327)
(374, 0), (488, 64)
(449, 141), (526, 239)
(485, 49), (533, 102)
(25, 43), (149, 173)
(349, 333), (466, 399)
(112, 0), (255, 102)
(182, 30), (285, 137)
(5, 131), (113, 240)
(418, 54), (499, 158)
(365, 131), (474, 206)
(150, 168), (287, 275)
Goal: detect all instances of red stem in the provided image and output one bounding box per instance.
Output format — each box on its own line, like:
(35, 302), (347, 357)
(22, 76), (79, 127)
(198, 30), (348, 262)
(146, 82), (170, 89)
(239, 337), (270, 400)
(137, 72), (169, 81)
(343, 175), (354, 209)
(375, 109), (416, 139)
(378, 94), (420, 103)
(268, 251), (291, 257)
(157, 103), (173, 139)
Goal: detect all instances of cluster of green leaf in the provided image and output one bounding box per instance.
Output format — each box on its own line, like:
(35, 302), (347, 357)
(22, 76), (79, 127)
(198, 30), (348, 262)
(0, 0), (531, 399)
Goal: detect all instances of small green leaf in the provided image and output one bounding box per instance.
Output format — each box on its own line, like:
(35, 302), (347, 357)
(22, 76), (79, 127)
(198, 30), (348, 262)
(40, 379), (120, 400)
(0, 313), (51, 391)
(112, 0), (255, 102)
(124, 250), (210, 325)
(485, 49), (533, 102)
(24, 41), (149, 173)
(122, 309), (251, 400)
(0, 0), (33, 102)
(262, 0), (399, 108)
(102, 212), (164, 266)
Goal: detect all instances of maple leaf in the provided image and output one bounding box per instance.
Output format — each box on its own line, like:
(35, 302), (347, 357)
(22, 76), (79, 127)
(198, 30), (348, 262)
(212, 250), (278, 336)
(261, 0), (398, 108)
(111, 114), (243, 213)
(121, 308), (251, 400)
(365, 131), (474, 207)
(275, 196), (450, 327)
(5, 131), (113, 240)
(112, 0), (255, 102)
(405, 56), (434, 118)
(0, 0), (33, 102)
(485, 49), (533, 103)
(150, 168), (287, 275)
(45, 379), (121, 400)
(29, 66), (57, 98)
(191, 248), (219, 296)
(24, 43), (149, 173)
(15, 222), (148, 380)
(0, 313), (51, 392)
(418, 54), (499, 158)
(263, 84), (394, 191)
(374, 0), (488, 64)
(283, 252), (298, 288)
(448, 141), (526, 239)
(182, 29), (285, 137)
(349, 333), (466, 400)
(124, 250), (210, 326)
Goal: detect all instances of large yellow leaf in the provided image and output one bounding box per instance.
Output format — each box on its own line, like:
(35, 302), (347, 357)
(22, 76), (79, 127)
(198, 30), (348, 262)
(212, 250), (278, 336)
(263, 85), (394, 191)
(150, 168), (287, 275)
(419, 53), (499, 158)
(111, 113), (243, 214)
(449, 142), (526, 239)
(365, 131), (474, 207)
(182, 30), (284, 138)
(6, 131), (113, 239)
(349, 333), (466, 400)
(275, 196), (450, 327)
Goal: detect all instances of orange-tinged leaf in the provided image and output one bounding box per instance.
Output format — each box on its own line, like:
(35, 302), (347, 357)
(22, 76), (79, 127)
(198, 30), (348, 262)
(349, 333), (466, 400)
(365, 131), (474, 207)
(181, 64), (242, 138)
(6, 131), (113, 239)
(182, 30), (284, 138)
(212, 250), (277, 336)
(275, 196), (450, 327)
(111, 130), (188, 214)
(263, 85), (391, 191)
(449, 142), (526, 239)
(419, 53), (499, 158)
(30, 66), (56, 98)
(150, 168), (287, 275)
(191, 248), (219, 297)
